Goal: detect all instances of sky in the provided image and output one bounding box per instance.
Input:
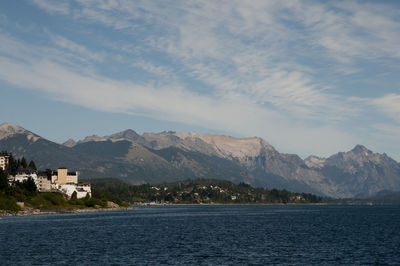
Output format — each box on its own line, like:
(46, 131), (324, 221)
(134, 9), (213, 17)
(1, 0), (400, 160)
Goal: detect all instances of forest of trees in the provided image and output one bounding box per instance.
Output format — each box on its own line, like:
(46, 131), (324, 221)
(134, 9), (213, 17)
(0, 167), (37, 211)
(1, 151), (37, 173)
(91, 178), (323, 204)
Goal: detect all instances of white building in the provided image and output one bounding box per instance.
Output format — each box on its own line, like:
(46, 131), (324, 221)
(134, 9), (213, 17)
(59, 184), (79, 198)
(60, 183), (91, 199)
(13, 173), (38, 187)
(76, 183), (92, 198)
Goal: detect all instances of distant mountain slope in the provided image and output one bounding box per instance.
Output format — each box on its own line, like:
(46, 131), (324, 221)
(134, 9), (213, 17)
(368, 190), (400, 204)
(306, 145), (400, 197)
(1, 122), (400, 198)
(0, 123), (92, 169)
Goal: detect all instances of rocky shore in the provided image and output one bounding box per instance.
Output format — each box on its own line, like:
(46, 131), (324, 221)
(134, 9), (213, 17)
(0, 206), (137, 217)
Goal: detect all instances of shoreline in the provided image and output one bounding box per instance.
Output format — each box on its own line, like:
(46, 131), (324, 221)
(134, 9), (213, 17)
(1, 202), (386, 217)
(135, 202), (329, 206)
(0, 203), (325, 217)
(0, 206), (138, 217)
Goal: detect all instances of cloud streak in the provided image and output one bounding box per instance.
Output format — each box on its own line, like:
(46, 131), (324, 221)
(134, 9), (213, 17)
(32, 0), (69, 15)
(374, 93), (400, 123)
(51, 35), (104, 62)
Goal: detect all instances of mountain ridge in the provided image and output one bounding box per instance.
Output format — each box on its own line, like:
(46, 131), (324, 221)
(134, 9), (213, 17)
(1, 122), (399, 198)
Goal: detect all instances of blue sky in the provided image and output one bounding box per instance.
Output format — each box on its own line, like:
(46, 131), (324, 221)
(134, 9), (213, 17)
(1, 0), (400, 160)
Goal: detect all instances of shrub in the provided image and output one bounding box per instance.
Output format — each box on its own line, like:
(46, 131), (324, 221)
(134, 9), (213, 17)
(0, 197), (21, 211)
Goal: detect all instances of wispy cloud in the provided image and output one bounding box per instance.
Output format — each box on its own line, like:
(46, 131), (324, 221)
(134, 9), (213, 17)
(51, 35), (104, 62)
(283, 1), (400, 62)
(131, 60), (175, 79)
(373, 93), (400, 123)
(32, 0), (69, 15)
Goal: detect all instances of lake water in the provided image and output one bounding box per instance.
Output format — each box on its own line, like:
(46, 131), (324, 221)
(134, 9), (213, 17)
(1, 205), (400, 265)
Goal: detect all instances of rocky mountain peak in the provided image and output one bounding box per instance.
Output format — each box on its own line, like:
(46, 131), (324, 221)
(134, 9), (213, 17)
(304, 155), (326, 168)
(109, 129), (141, 141)
(175, 133), (274, 159)
(351, 144), (371, 155)
(326, 145), (376, 165)
(0, 122), (27, 137)
(63, 139), (77, 147)
(0, 122), (39, 142)
(79, 135), (107, 143)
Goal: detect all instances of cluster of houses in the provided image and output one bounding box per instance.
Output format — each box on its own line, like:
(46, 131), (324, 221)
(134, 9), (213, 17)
(1, 154), (91, 199)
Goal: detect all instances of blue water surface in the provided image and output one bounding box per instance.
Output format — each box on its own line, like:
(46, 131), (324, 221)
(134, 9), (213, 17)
(1, 205), (400, 265)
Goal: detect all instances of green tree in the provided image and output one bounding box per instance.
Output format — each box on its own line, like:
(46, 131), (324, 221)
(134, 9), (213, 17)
(7, 153), (17, 172)
(45, 169), (53, 180)
(0, 168), (9, 191)
(22, 177), (37, 193)
(28, 160), (37, 171)
(71, 191), (77, 200)
(21, 157), (27, 169)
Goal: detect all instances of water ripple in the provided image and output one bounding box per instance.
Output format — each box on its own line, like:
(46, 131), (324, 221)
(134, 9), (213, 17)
(1, 205), (400, 265)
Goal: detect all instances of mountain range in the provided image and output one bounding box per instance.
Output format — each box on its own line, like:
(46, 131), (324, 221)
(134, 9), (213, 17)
(1, 122), (400, 198)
